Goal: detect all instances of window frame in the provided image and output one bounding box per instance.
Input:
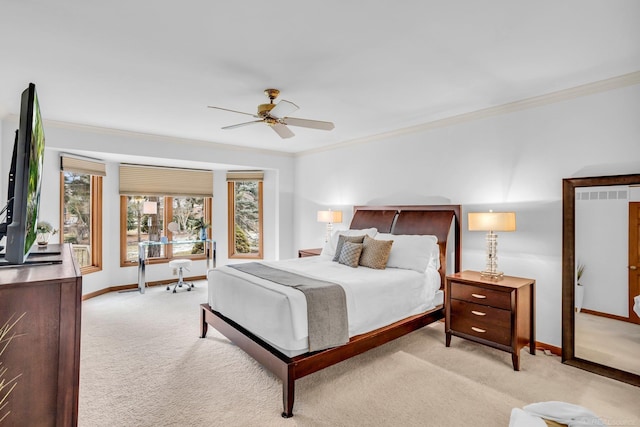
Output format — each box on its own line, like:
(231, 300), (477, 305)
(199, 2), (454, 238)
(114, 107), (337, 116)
(59, 172), (103, 274)
(227, 180), (263, 259)
(119, 195), (212, 267)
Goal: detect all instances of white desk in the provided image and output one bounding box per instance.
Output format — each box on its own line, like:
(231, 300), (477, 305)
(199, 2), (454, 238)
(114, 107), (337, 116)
(137, 239), (216, 294)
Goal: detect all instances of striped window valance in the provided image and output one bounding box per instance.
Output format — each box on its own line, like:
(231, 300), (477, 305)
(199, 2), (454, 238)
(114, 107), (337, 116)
(119, 164), (213, 197)
(226, 170), (264, 182)
(60, 154), (106, 176)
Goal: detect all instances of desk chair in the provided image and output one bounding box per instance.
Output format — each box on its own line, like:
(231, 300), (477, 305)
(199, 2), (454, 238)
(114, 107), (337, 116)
(167, 259), (193, 293)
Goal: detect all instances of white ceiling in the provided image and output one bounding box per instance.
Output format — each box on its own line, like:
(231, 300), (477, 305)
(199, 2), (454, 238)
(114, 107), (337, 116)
(1, 1), (639, 154)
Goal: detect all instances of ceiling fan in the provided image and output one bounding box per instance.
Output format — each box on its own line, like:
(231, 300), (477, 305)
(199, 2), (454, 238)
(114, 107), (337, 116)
(207, 89), (335, 139)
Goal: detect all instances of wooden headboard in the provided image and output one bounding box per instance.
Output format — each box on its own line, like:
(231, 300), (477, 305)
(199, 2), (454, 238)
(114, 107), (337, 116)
(351, 205), (461, 287)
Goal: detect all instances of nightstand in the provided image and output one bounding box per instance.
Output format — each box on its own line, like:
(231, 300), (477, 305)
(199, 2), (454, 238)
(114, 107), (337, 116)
(298, 248), (322, 258)
(445, 270), (535, 371)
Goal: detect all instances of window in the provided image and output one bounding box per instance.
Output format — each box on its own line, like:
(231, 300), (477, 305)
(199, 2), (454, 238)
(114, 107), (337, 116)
(60, 156), (105, 274)
(227, 171), (263, 259)
(120, 196), (212, 265)
(118, 164), (214, 266)
(170, 196), (209, 257)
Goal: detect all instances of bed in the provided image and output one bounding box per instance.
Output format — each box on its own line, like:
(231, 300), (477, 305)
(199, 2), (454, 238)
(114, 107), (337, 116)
(200, 205), (461, 417)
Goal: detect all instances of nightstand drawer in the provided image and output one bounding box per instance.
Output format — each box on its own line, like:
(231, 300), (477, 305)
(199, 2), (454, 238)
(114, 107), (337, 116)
(450, 282), (511, 310)
(445, 271), (536, 371)
(450, 300), (511, 346)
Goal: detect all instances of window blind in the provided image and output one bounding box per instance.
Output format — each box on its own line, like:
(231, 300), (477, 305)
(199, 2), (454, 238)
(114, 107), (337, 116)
(226, 171), (264, 181)
(119, 164), (213, 197)
(60, 155), (106, 176)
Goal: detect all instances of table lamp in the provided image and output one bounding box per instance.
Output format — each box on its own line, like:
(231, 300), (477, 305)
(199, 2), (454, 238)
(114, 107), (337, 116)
(468, 211), (516, 279)
(317, 209), (343, 243)
(143, 201), (157, 229)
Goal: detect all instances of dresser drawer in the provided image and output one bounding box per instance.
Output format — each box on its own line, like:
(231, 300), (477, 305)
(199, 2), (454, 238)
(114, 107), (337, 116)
(450, 282), (511, 310)
(450, 299), (511, 346)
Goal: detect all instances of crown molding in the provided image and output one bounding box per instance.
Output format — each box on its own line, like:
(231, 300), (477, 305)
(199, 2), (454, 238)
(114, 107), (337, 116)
(296, 70), (640, 157)
(3, 115), (295, 158)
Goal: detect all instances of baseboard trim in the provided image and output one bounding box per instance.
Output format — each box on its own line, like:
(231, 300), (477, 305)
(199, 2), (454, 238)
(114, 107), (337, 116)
(82, 275), (206, 300)
(579, 308), (631, 323)
(535, 341), (561, 356)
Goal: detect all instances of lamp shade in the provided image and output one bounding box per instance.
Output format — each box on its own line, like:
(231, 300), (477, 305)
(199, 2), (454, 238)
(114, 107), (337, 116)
(143, 201), (158, 215)
(317, 210), (343, 224)
(468, 212), (516, 232)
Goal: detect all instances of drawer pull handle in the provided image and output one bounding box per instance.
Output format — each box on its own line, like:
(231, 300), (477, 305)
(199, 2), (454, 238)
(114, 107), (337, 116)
(471, 327), (486, 333)
(471, 293), (487, 299)
(471, 310), (486, 316)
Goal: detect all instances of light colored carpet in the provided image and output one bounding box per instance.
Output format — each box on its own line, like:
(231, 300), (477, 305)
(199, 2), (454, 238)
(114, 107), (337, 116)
(79, 282), (640, 426)
(575, 311), (640, 376)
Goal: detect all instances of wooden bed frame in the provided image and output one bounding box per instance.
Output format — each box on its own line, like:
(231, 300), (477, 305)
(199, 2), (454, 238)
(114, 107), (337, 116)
(200, 205), (461, 417)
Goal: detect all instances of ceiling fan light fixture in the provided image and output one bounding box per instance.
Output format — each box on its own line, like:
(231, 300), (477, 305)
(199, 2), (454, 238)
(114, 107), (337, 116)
(264, 88), (280, 101)
(257, 103), (275, 117)
(208, 88), (334, 139)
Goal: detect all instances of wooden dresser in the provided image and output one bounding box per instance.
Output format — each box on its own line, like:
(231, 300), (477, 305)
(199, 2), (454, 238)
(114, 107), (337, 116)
(0, 244), (82, 426)
(445, 270), (535, 371)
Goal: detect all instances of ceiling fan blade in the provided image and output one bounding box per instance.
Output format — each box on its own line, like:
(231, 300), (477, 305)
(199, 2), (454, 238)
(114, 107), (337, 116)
(269, 100), (299, 119)
(271, 123), (295, 139)
(282, 117), (335, 131)
(222, 120), (263, 130)
(208, 106), (258, 117)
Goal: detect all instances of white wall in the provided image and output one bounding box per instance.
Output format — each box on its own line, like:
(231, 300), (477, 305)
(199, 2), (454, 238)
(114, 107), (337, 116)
(294, 83), (640, 347)
(575, 186), (629, 317)
(0, 120), (295, 295)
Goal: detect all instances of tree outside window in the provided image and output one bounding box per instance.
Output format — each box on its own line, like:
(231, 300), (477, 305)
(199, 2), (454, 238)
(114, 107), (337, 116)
(62, 171), (102, 272)
(170, 197), (208, 257)
(228, 180), (263, 259)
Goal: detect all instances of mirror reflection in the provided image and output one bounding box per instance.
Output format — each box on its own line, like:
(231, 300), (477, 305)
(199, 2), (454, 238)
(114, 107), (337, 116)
(565, 178), (640, 383)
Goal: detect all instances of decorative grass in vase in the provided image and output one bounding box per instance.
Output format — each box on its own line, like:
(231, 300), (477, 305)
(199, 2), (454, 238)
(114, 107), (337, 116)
(0, 313), (25, 423)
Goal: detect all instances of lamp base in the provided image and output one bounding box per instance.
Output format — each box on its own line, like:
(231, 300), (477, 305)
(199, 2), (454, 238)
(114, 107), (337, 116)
(325, 222), (333, 243)
(480, 270), (504, 280)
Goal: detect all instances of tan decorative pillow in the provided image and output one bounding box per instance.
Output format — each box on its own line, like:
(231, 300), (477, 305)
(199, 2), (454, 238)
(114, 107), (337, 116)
(338, 241), (363, 268)
(332, 235), (365, 262)
(359, 235), (393, 269)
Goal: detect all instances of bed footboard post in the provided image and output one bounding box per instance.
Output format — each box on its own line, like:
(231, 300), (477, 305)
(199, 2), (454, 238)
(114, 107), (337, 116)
(281, 366), (295, 418)
(200, 304), (209, 338)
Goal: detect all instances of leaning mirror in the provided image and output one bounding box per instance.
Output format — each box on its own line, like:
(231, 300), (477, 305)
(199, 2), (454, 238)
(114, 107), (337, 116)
(562, 174), (640, 387)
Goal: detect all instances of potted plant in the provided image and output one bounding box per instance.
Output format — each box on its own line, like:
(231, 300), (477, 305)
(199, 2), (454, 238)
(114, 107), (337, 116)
(36, 221), (58, 246)
(575, 263), (586, 312)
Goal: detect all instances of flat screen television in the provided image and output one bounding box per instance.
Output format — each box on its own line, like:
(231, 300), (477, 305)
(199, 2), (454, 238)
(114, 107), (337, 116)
(0, 131), (18, 237)
(0, 83), (46, 264)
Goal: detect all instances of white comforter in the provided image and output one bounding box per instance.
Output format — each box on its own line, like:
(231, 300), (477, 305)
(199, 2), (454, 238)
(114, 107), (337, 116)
(208, 255), (441, 356)
(509, 401), (605, 427)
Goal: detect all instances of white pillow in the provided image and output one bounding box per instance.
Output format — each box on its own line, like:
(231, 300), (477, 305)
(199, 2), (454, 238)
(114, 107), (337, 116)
(376, 233), (439, 272)
(321, 228), (378, 258)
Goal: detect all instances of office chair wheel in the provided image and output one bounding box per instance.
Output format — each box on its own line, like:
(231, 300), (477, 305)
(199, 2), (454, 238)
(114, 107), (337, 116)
(173, 290), (177, 293)
(187, 287), (191, 291)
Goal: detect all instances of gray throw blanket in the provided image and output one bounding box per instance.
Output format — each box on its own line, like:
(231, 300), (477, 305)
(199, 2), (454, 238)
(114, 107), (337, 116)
(228, 262), (349, 352)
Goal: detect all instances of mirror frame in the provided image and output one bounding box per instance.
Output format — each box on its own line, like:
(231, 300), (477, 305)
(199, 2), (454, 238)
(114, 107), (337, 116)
(562, 173), (640, 387)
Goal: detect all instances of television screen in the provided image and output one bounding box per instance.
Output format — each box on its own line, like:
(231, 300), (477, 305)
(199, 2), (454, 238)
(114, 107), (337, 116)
(4, 83), (45, 264)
